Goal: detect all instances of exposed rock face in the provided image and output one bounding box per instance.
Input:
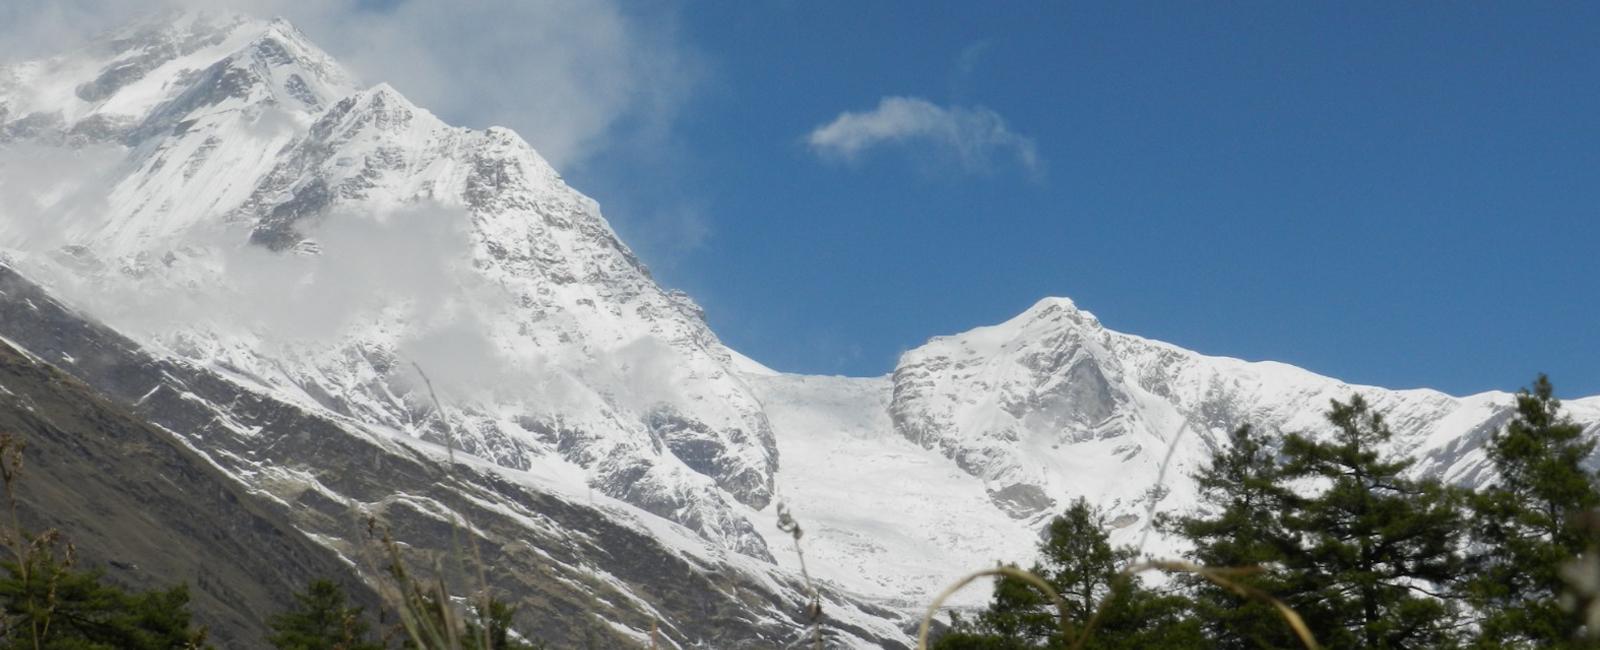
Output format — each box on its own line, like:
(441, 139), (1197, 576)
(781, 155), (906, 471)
(0, 334), (379, 649)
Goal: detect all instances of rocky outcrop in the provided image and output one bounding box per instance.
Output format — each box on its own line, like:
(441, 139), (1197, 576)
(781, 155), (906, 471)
(0, 336), (376, 649)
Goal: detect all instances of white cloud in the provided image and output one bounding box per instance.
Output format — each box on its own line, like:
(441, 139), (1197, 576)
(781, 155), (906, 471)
(0, 142), (123, 250)
(806, 96), (1041, 175)
(293, 0), (696, 171)
(0, 0), (697, 171)
(0, 0), (126, 59)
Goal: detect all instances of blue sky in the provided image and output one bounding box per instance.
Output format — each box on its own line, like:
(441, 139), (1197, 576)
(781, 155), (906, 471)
(15, 1), (1592, 396)
(565, 2), (1600, 396)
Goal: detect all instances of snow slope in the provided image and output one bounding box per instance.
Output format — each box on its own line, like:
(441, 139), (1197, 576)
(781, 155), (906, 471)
(745, 297), (1600, 606)
(750, 374), (1041, 608)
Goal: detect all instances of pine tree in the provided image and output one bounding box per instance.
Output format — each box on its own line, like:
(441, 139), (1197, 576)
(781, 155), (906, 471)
(0, 434), (209, 650)
(935, 499), (1200, 649)
(1045, 500), (1121, 637)
(971, 563), (1056, 646)
(1166, 424), (1301, 648)
(934, 561), (1062, 649)
(267, 579), (382, 650)
(1466, 374), (1600, 647)
(1041, 499), (1200, 649)
(0, 545), (210, 649)
(464, 597), (541, 650)
(395, 588), (541, 650)
(1278, 395), (1465, 649)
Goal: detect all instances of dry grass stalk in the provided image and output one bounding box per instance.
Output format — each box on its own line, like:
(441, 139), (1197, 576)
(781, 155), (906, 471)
(776, 503), (824, 650)
(915, 565), (1074, 649)
(1074, 559), (1319, 650)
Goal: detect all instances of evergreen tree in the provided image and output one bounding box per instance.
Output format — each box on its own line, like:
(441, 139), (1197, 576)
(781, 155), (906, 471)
(939, 606), (1035, 649)
(0, 543), (209, 649)
(1039, 499), (1200, 649)
(1166, 424), (1301, 648)
(935, 571), (1048, 649)
(0, 433), (210, 649)
(465, 597), (540, 650)
(935, 499), (1200, 649)
(397, 589), (540, 650)
(267, 579), (382, 650)
(1080, 571), (1202, 650)
(1045, 501), (1119, 624)
(1466, 374), (1600, 647)
(1279, 395), (1464, 649)
(976, 563), (1055, 646)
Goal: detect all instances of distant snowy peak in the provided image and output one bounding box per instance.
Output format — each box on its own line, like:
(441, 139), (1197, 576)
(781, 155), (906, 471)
(890, 297), (1202, 520)
(894, 297), (1127, 453)
(887, 295), (1600, 522)
(755, 298), (1600, 609)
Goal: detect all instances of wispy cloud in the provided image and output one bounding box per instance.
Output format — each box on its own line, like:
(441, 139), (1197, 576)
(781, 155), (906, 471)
(0, 0), (697, 171)
(805, 96), (1041, 176)
(298, 0), (697, 171)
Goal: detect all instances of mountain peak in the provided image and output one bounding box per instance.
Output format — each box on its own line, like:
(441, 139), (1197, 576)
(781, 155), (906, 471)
(348, 81), (416, 115)
(1010, 295), (1102, 334)
(299, 81), (437, 151)
(1031, 296), (1079, 310)
(1025, 295), (1090, 317)
(0, 9), (352, 145)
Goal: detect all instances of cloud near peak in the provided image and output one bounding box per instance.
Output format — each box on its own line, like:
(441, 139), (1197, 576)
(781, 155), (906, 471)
(0, 0), (695, 172)
(805, 96), (1040, 175)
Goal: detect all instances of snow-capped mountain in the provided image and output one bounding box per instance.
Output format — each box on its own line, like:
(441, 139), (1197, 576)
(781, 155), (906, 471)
(888, 295), (1583, 524)
(754, 297), (1600, 606)
(3, 10), (1598, 646)
(1, 11), (778, 561)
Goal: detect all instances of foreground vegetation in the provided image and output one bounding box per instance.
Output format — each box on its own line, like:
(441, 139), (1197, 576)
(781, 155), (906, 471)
(933, 375), (1600, 649)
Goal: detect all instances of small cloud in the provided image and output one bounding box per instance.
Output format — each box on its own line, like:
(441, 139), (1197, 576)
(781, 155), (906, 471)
(0, 0), (696, 171)
(805, 96), (1040, 176)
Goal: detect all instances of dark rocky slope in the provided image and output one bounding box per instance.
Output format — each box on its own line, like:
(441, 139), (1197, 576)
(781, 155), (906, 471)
(0, 335), (377, 648)
(0, 264), (906, 648)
